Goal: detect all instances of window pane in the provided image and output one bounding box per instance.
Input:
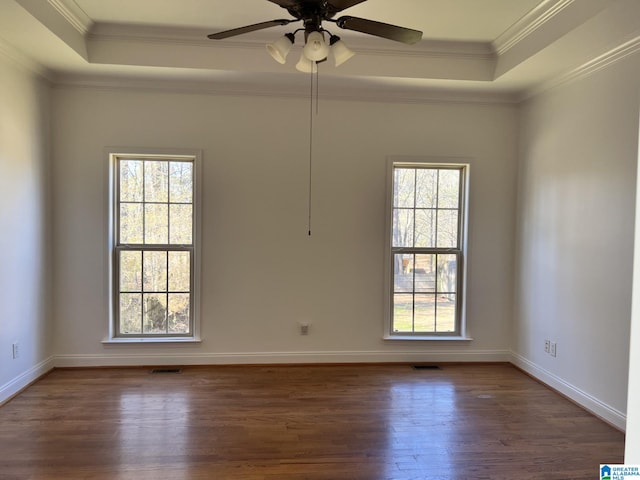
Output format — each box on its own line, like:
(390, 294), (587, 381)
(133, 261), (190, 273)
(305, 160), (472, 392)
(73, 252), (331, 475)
(144, 161), (168, 202)
(414, 209), (435, 248)
(436, 294), (456, 332)
(120, 160), (143, 202)
(170, 204), (193, 244)
(168, 293), (190, 334)
(120, 293), (142, 334)
(392, 209), (414, 247)
(168, 251), (190, 292)
(170, 162), (193, 203)
(414, 254), (436, 292)
(120, 203), (143, 244)
(416, 169), (437, 208)
(143, 251), (167, 292)
(115, 154), (196, 339)
(120, 251), (141, 292)
(393, 254), (413, 292)
(437, 254), (457, 293)
(389, 165), (464, 337)
(414, 294), (436, 332)
(145, 204), (168, 244)
(393, 168), (415, 208)
(436, 209), (458, 248)
(438, 169), (460, 209)
(393, 294), (413, 332)
(143, 294), (167, 333)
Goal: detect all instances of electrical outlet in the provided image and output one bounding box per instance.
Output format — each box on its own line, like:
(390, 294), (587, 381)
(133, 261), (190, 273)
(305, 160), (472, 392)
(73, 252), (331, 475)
(299, 323), (310, 335)
(12, 342), (19, 359)
(550, 342), (557, 357)
(544, 340), (550, 353)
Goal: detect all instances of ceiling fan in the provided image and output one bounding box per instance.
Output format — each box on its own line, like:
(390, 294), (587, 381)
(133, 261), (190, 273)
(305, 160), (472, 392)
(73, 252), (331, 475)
(207, 0), (423, 71)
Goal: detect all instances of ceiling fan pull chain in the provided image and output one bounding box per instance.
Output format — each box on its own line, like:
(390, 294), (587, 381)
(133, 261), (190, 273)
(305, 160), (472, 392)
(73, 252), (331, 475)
(308, 66), (314, 237)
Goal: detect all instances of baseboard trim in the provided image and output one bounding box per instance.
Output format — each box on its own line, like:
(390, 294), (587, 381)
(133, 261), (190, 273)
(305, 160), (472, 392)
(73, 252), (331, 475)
(510, 351), (626, 431)
(54, 349), (511, 368)
(0, 356), (55, 406)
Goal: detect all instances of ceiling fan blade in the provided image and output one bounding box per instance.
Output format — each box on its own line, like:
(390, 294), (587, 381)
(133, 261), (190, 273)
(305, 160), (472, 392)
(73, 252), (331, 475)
(207, 19), (293, 39)
(336, 16), (422, 44)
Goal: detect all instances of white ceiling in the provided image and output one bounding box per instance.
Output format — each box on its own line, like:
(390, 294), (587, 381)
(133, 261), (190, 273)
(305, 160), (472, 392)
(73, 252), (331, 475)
(1, 0), (637, 101)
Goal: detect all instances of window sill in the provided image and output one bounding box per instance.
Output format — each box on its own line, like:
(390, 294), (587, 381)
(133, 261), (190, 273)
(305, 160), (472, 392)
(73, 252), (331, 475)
(384, 335), (473, 341)
(102, 337), (202, 344)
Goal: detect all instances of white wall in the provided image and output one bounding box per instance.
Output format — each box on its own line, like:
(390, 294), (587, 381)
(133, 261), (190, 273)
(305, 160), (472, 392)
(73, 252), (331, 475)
(626, 116), (640, 459)
(513, 51), (640, 430)
(51, 86), (518, 365)
(0, 52), (53, 403)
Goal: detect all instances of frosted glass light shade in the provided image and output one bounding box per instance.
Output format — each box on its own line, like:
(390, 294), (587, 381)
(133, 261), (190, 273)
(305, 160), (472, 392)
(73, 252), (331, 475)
(303, 31), (329, 61)
(266, 34), (294, 64)
(331, 38), (355, 66)
(296, 53), (318, 73)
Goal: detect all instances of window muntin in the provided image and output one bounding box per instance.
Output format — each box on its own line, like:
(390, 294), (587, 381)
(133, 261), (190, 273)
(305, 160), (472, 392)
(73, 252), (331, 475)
(390, 164), (466, 336)
(113, 155), (196, 337)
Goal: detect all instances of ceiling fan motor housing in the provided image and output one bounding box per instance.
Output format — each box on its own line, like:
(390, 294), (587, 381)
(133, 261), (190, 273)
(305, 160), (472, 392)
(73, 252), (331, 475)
(282, 0), (343, 21)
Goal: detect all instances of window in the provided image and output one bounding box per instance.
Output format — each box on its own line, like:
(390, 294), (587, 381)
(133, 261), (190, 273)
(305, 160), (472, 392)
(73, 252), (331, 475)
(386, 161), (467, 338)
(109, 151), (200, 340)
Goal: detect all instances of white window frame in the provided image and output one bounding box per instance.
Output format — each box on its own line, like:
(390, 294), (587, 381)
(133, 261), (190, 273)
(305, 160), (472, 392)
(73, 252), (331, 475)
(383, 156), (470, 341)
(105, 148), (202, 343)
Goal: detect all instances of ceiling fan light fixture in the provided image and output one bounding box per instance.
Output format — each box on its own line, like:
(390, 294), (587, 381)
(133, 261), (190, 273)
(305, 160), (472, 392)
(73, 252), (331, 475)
(329, 35), (355, 67)
(296, 52), (318, 73)
(303, 31), (329, 61)
(266, 33), (295, 64)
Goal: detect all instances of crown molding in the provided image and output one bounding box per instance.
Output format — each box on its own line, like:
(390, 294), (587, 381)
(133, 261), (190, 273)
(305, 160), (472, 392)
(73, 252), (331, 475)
(89, 23), (214, 43)
(53, 73), (518, 106)
(0, 37), (55, 82)
(521, 34), (640, 101)
(47, 0), (93, 35)
(357, 41), (494, 61)
(14, 0), (89, 59)
(493, 0), (574, 56)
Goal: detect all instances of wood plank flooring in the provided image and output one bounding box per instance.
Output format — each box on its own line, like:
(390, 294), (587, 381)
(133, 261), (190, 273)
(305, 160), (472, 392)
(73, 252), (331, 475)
(0, 364), (624, 479)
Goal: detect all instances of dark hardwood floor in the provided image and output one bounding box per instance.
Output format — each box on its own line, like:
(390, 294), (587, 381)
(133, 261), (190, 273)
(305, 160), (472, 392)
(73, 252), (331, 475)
(0, 364), (624, 479)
